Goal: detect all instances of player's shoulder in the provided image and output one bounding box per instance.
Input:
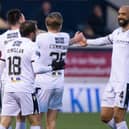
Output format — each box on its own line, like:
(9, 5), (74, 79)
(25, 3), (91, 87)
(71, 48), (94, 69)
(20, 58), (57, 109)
(59, 32), (69, 36)
(58, 32), (70, 38)
(17, 37), (35, 52)
(0, 35), (5, 48)
(1, 29), (19, 36)
(25, 38), (35, 48)
(36, 32), (49, 43)
(36, 32), (70, 42)
(0, 29), (20, 42)
(0, 31), (9, 45)
(21, 37), (34, 45)
(37, 32), (48, 38)
(0, 30), (9, 39)
(50, 32), (70, 39)
(11, 37), (33, 46)
(112, 27), (122, 35)
(37, 29), (46, 35)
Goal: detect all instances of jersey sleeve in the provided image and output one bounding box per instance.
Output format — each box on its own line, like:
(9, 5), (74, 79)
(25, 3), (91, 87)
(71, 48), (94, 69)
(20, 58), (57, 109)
(32, 62), (52, 74)
(0, 42), (6, 62)
(31, 43), (52, 74)
(36, 33), (46, 47)
(87, 33), (113, 46)
(30, 43), (37, 62)
(0, 60), (5, 79)
(86, 29), (117, 46)
(0, 42), (5, 79)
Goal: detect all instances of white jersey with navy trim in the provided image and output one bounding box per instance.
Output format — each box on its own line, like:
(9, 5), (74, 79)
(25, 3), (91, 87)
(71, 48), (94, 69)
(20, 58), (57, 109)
(87, 27), (129, 83)
(35, 32), (70, 89)
(0, 29), (21, 81)
(1, 37), (35, 93)
(0, 29), (20, 45)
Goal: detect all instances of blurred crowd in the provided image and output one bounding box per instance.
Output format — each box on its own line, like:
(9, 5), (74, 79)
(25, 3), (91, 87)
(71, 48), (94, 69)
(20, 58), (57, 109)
(79, 4), (111, 38)
(0, 0), (111, 38)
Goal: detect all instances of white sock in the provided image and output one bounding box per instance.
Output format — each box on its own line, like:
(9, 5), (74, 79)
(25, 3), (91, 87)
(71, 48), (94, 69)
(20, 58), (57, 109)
(8, 126), (12, 129)
(116, 121), (128, 129)
(0, 125), (6, 129)
(30, 126), (40, 129)
(15, 122), (26, 129)
(107, 118), (116, 129)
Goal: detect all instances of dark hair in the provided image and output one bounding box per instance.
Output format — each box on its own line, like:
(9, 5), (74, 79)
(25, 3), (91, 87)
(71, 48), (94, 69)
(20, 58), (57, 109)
(20, 20), (37, 37)
(45, 12), (63, 30)
(7, 9), (22, 25)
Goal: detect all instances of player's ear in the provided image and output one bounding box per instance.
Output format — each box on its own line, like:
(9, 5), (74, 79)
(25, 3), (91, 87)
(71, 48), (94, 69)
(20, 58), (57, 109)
(19, 14), (25, 24)
(46, 25), (49, 30)
(59, 25), (62, 31)
(29, 32), (35, 41)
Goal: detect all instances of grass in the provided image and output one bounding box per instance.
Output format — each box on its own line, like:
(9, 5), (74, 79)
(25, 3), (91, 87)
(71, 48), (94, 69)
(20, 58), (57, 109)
(12, 113), (129, 129)
(57, 113), (109, 129)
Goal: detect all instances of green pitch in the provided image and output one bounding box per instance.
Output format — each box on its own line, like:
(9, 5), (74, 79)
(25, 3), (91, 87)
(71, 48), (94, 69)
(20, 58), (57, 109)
(13, 113), (129, 129)
(57, 113), (111, 129)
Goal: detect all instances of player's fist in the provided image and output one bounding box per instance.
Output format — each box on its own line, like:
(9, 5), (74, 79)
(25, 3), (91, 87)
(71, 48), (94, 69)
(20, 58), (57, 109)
(79, 33), (88, 47)
(73, 32), (87, 47)
(73, 31), (82, 43)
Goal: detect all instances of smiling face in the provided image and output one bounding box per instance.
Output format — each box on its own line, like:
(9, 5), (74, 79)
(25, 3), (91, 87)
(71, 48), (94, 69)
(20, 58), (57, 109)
(118, 6), (129, 27)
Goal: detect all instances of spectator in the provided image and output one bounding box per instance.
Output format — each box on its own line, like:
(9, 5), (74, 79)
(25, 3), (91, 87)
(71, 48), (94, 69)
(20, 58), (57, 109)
(82, 24), (96, 38)
(34, 0), (52, 30)
(88, 5), (110, 36)
(77, 23), (96, 39)
(0, 18), (8, 30)
(0, 3), (8, 33)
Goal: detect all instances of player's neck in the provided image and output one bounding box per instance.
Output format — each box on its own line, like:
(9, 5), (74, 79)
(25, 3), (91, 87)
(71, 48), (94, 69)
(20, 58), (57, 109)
(122, 25), (129, 32)
(48, 29), (60, 33)
(10, 24), (20, 30)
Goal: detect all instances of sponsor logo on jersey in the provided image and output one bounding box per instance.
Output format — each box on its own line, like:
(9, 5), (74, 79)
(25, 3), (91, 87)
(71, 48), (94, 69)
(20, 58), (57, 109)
(7, 32), (19, 39)
(11, 77), (21, 82)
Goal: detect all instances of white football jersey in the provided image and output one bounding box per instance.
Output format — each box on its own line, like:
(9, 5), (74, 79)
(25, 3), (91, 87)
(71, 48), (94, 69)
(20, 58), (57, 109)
(87, 27), (129, 83)
(35, 32), (70, 89)
(0, 29), (20, 45)
(0, 29), (21, 81)
(1, 37), (35, 93)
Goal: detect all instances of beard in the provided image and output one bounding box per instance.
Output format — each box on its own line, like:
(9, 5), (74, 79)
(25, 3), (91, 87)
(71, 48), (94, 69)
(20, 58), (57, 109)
(118, 18), (129, 27)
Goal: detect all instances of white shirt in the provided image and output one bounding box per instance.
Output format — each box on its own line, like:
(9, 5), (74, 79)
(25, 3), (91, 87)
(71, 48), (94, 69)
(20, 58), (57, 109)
(1, 37), (35, 93)
(0, 29), (20, 44)
(35, 32), (70, 89)
(0, 29), (21, 81)
(87, 27), (129, 83)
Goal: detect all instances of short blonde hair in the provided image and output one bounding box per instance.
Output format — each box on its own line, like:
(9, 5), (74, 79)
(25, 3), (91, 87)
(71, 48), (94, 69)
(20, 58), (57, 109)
(45, 12), (63, 30)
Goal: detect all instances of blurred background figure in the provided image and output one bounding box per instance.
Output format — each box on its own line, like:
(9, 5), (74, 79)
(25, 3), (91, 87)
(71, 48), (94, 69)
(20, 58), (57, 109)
(34, 0), (52, 30)
(82, 24), (96, 38)
(0, 3), (8, 33)
(88, 4), (110, 36)
(0, 17), (8, 29)
(0, 0), (129, 129)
